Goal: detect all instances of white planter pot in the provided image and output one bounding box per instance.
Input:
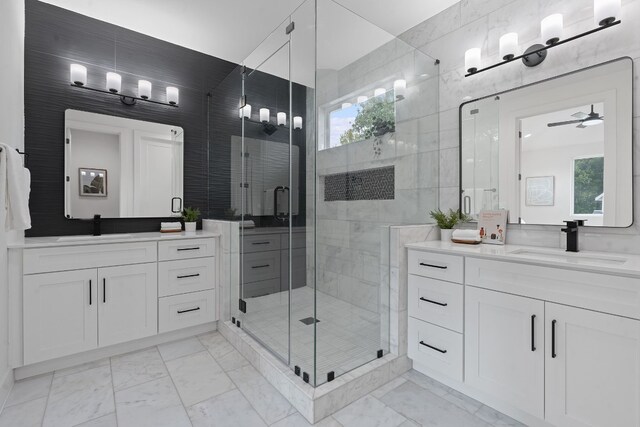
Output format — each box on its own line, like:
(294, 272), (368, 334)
(440, 228), (453, 242)
(184, 222), (197, 233)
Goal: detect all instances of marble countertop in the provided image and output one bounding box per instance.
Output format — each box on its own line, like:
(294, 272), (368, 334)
(406, 240), (640, 278)
(9, 230), (220, 249)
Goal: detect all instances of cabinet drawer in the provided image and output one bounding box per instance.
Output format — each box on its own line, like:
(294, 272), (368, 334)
(281, 232), (306, 249)
(24, 242), (157, 274)
(243, 251), (281, 283)
(243, 234), (281, 253)
(242, 278), (281, 298)
(408, 250), (463, 284)
(465, 257), (640, 319)
(159, 258), (216, 297)
(158, 238), (216, 261)
(408, 275), (463, 333)
(159, 290), (216, 333)
(408, 317), (463, 382)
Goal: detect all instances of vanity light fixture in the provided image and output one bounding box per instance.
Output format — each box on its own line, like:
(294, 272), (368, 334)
(465, 2), (621, 78)
(277, 112), (286, 126)
(393, 79), (406, 101)
(239, 104), (252, 119)
(293, 116), (303, 130)
(69, 64), (179, 107)
(374, 88), (386, 97)
(499, 33), (519, 60)
(260, 108), (270, 123)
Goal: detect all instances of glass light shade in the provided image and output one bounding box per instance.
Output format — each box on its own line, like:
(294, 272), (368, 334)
(357, 95), (368, 104)
(106, 72), (121, 93)
(138, 80), (152, 99)
(277, 112), (286, 126)
(70, 64), (87, 86)
(260, 108), (270, 122)
(393, 79), (406, 99)
(499, 33), (519, 60)
(239, 104), (252, 119)
(293, 116), (303, 130)
(166, 87), (179, 105)
(594, 0), (621, 26)
(341, 102), (352, 109)
(465, 48), (482, 74)
(374, 88), (386, 97)
(541, 14), (563, 45)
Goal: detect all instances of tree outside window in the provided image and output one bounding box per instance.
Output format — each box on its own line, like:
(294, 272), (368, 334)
(573, 156), (604, 215)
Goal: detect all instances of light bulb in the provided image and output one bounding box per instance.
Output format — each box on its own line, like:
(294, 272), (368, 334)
(106, 72), (121, 93)
(166, 87), (179, 105)
(499, 33), (519, 61)
(138, 80), (152, 99)
(541, 14), (563, 45)
(70, 64), (87, 86)
(465, 48), (481, 74)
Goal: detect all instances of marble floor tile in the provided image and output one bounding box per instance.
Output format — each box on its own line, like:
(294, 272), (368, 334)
(380, 381), (490, 427)
(213, 348), (250, 372)
(370, 377), (407, 399)
(43, 365), (114, 427)
(75, 413), (118, 427)
(401, 369), (451, 397)
(111, 347), (168, 391)
(271, 413), (343, 427)
(333, 395), (406, 427)
(187, 389), (267, 427)
(54, 358), (110, 379)
(0, 396), (47, 427)
(475, 405), (526, 426)
(115, 376), (191, 427)
(4, 373), (52, 407)
(165, 351), (235, 407)
(198, 331), (236, 359)
(158, 337), (205, 362)
(227, 365), (296, 425)
(443, 387), (483, 414)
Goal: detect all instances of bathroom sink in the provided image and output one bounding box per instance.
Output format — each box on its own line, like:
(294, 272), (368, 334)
(57, 233), (133, 242)
(508, 248), (627, 265)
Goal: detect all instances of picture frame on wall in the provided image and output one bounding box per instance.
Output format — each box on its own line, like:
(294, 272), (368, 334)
(79, 168), (107, 197)
(478, 210), (508, 245)
(525, 176), (554, 206)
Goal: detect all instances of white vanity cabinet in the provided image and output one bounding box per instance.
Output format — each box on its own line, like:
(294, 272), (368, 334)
(407, 242), (640, 427)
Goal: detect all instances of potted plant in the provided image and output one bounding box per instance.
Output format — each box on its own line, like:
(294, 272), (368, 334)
(182, 207), (201, 232)
(429, 209), (471, 241)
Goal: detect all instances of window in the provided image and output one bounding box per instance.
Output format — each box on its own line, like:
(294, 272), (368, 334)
(573, 156), (604, 215)
(323, 91), (396, 150)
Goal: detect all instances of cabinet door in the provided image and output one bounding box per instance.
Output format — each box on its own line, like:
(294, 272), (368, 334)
(23, 269), (98, 364)
(546, 303), (640, 427)
(98, 263), (157, 347)
(465, 286), (544, 418)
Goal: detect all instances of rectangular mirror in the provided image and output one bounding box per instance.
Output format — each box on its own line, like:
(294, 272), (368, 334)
(64, 110), (184, 219)
(460, 58), (633, 227)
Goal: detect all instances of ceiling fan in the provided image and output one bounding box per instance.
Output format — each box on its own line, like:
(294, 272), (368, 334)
(547, 105), (604, 128)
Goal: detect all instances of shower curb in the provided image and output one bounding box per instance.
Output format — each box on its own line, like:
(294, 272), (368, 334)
(219, 320), (411, 423)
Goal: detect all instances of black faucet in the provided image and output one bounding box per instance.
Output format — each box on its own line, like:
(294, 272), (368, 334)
(561, 220), (585, 252)
(93, 214), (102, 236)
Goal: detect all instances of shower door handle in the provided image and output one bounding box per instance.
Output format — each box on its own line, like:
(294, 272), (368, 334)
(463, 195), (471, 215)
(274, 186), (289, 222)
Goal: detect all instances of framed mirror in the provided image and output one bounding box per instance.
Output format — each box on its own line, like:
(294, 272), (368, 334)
(460, 57), (633, 227)
(64, 110), (184, 219)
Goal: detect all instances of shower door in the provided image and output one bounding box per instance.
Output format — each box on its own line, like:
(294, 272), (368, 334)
(239, 18), (293, 365)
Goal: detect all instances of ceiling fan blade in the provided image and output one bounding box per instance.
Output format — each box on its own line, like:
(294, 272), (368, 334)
(576, 124), (587, 129)
(571, 111), (589, 119)
(547, 119), (584, 127)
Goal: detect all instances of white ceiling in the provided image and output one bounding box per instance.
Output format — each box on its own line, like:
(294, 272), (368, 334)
(38, 0), (457, 66)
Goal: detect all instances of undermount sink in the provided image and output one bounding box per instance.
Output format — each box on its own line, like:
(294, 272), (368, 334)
(508, 248), (627, 265)
(57, 233), (133, 242)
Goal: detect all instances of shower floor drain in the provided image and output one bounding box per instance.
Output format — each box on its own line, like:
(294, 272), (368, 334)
(299, 317), (320, 325)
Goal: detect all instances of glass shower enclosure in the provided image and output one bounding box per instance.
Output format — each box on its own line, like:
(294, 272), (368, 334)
(224, 0), (440, 387)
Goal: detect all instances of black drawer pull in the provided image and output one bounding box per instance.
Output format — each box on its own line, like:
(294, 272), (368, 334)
(251, 241), (271, 245)
(89, 279), (92, 305)
(103, 278), (106, 303)
(419, 262), (447, 270)
(551, 319), (557, 358)
(251, 264), (270, 269)
(177, 247), (200, 252)
(419, 341), (447, 354)
(177, 307), (201, 314)
(419, 297), (448, 307)
(177, 273), (201, 279)
(531, 314), (536, 352)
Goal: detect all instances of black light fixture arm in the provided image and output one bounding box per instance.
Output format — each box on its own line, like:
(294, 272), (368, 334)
(70, 83), (179, 107)
(466, 20), (621, 77)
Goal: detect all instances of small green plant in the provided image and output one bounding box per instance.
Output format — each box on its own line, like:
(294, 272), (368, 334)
(429, 209), (471, 229)
(182, 207), (201, 223)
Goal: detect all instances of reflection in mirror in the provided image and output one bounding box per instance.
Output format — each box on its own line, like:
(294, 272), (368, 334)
(460, 58), (633, 227)
(65, 110), (184, 219)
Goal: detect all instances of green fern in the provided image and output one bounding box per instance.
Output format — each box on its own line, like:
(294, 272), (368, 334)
(429, 209), (470, 229)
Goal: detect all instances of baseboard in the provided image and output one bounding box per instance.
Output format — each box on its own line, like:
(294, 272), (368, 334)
(0, 367), (14, 413)
(14, 322), (217, 380)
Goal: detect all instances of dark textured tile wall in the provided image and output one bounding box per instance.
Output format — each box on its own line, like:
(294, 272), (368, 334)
(324, 166), (395, 201)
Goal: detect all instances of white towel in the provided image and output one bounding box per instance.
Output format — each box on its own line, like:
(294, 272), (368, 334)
(0, 143), (31, 231)
(161, 222), (182, 230)
(452, 229), (481, 241)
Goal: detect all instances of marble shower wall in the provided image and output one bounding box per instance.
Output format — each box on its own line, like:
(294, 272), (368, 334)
(398, 0), (640, 254)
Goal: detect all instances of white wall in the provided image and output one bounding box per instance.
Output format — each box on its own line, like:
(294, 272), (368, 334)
(0, 0), (24, 407)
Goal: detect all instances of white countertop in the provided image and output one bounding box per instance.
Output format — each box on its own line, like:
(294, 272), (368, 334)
(9, 230), (220, 249)
(241, 226), (306, 235)
(406, 240), (640, 278)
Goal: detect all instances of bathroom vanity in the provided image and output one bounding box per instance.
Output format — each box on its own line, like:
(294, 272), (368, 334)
(407, 241), (640, 427)
(7, 232), (219, 376)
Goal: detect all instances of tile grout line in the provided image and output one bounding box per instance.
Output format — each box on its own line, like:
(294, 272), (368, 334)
(39, 373), (54, 427)
(108, 356), (119, 427)
(158, 344), (196, 427)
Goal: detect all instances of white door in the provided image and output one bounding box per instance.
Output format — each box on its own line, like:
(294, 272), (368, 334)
(23, 269), (98, 364)
(98, 263), (157, 347)
(465, 286), (545, 418)
(546, 303), (640, 427)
